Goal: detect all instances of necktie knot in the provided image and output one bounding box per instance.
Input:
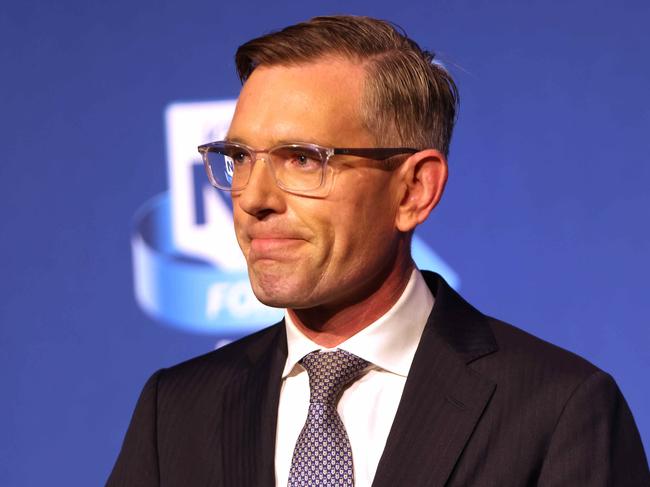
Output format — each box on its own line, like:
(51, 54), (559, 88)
(300, 350), (369, 405)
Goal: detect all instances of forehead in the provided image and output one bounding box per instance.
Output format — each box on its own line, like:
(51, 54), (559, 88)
(227, 57), (374, 147)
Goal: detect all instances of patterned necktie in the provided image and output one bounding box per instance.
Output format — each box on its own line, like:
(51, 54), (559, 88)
(287, 350), (369, 487)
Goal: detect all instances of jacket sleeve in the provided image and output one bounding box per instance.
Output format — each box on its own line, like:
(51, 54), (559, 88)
(106, 370), (162, 487)
(537, 370), (650, 486)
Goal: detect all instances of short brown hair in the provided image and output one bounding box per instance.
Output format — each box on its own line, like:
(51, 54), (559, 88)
(235, 15), (459, 156)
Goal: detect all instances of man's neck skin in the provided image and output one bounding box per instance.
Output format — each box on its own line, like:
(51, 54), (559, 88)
(288, 251), (415, 348)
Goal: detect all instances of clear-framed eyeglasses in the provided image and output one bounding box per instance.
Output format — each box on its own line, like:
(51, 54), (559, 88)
(197, 141), (419, 195)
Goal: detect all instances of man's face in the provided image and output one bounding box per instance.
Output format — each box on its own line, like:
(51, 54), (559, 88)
(228, 57), (404, 310)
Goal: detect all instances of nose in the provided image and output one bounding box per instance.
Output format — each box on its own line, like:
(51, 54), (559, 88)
(235, 155), (286, 218)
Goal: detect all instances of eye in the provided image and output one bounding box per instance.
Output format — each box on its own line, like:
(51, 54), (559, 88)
(294, 152), (315, 166)
(228, 150), (249, 164)
(277, 147), (323, 171)
(232, 151), (247, 163)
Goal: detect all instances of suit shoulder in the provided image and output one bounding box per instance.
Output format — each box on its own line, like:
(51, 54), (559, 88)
(469, 318), (624, 431)
(483, 317), (601, 384)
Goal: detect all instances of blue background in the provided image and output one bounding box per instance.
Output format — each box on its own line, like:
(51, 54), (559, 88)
(1, 1), (648, 485)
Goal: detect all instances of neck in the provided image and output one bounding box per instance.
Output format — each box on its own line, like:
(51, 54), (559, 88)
(289, 249), (414, 348)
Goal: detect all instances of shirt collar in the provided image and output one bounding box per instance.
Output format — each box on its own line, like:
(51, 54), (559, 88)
(282, 268), (434, 378)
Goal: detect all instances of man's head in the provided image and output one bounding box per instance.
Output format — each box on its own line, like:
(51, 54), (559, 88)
(225, 16), (456, 319)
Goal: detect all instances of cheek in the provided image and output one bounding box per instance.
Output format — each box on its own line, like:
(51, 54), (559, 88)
(232, 211), (249, 254)
(325, 184), (398, 267)
(232, 212), (241, 237)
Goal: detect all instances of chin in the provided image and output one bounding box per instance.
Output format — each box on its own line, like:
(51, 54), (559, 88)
(251, 283), (298, 309)
(249, 268), (324, 310)
(249, 268), (301, 308)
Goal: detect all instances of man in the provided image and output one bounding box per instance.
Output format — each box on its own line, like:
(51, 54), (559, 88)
(107, 15), (649, 486)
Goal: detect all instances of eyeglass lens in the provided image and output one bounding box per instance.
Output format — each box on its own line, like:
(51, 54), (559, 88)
(205, 144), (326, 192)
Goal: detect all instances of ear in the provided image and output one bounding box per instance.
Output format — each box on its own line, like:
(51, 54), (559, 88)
(394, 149), (448, 232)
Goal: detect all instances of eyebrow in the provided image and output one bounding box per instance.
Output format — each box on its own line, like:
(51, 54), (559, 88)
(223, 136), (339, 148)
(223, 135), (247, 144)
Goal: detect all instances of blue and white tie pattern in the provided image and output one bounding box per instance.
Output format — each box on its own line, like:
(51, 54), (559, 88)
(287, 350), (369, 487)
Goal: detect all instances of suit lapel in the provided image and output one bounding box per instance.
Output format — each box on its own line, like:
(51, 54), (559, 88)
(219, 322), (288, 487)
(372, 272), (498, 487)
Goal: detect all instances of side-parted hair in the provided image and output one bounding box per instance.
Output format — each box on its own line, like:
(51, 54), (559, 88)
(235, 15), (459, 156)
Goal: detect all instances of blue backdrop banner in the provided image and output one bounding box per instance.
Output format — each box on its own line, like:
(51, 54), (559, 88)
(1, 2), (648, 485)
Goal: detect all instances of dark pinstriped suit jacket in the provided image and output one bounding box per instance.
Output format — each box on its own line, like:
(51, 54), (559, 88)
(107, 271), (650, 486)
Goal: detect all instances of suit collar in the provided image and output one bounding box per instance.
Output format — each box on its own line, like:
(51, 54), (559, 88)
(423, 270), (498, 363)
(244, 319), (288, 365)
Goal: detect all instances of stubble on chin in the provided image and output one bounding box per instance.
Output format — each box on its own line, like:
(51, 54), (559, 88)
(247, 262), (301, 308)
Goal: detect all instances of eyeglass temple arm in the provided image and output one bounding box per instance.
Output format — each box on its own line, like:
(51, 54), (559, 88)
(333, 148), (419, 160)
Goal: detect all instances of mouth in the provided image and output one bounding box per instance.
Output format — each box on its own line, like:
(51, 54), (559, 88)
(248, 237), (306, 260)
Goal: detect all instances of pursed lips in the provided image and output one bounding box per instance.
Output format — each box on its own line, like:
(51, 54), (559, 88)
(247, 232), (307, 258)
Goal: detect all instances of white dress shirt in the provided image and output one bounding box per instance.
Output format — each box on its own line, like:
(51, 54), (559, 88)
(274, 268), (435, 487)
